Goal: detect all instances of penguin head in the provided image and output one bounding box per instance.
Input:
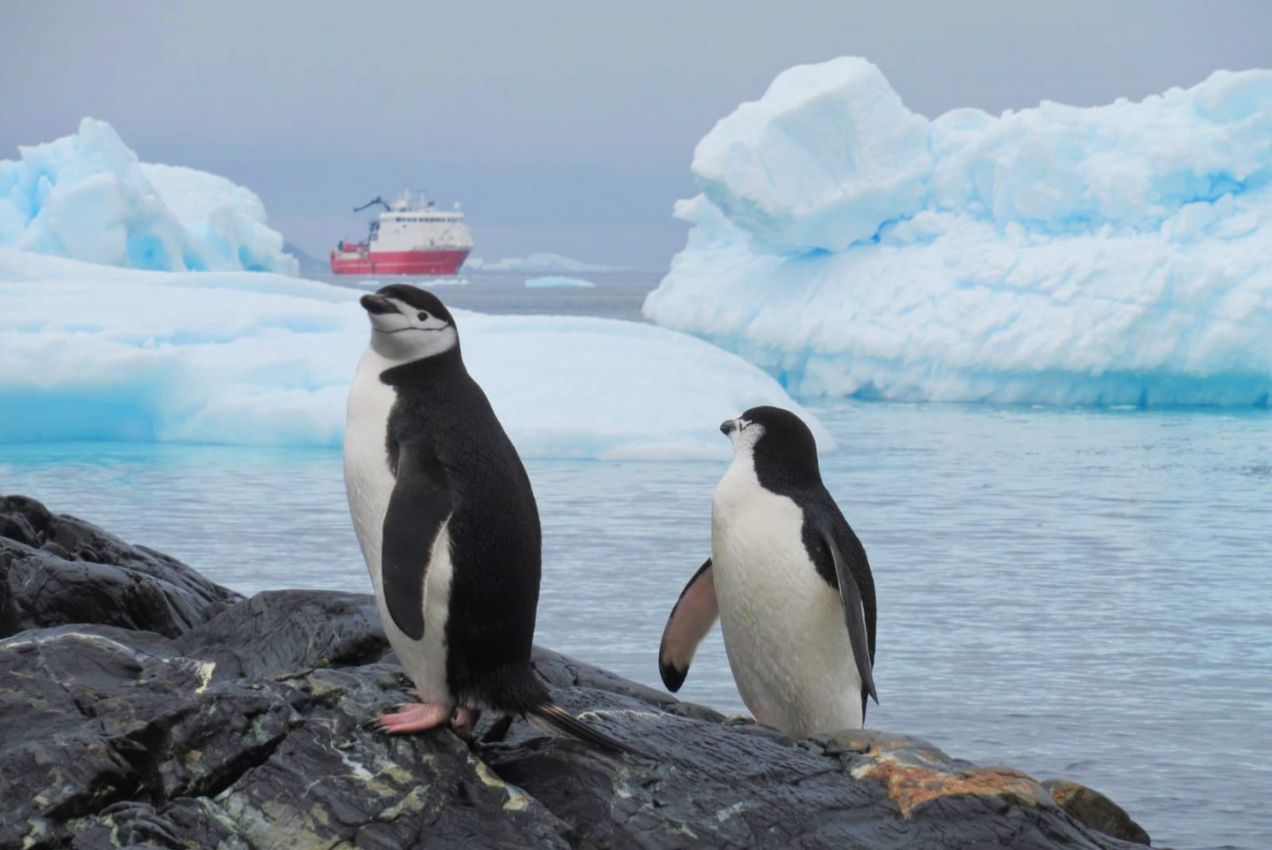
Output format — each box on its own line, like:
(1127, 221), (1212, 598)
(359, 284), (459, 362)
(721, 406), (822, 481)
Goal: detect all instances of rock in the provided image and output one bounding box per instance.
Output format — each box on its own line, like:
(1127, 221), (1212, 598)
(0, 497), (1154, 849)
(1043, 779), (1153, 845)
(0, 495), (239, 638)
(175, 589), (388, 680)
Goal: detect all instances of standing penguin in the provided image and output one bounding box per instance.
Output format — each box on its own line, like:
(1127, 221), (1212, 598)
(658, 406), (877, 738)
(344, 283), (630, 753)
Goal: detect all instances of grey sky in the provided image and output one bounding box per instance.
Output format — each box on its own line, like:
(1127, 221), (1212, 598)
(5, 0), (1271, 268)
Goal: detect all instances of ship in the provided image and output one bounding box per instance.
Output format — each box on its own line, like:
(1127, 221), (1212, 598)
(330, 190), (473, 275)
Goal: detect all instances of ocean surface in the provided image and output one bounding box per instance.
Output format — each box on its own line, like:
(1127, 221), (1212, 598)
(2, 271), (1269, 850)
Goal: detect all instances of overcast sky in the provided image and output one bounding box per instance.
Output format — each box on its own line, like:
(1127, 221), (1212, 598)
(5, 0), (1272, 268)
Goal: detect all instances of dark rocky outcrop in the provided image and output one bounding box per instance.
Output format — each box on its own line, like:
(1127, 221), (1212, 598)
(0, 496), (1154, 849)
(0, 495), (239, 638)
(1043, 780), (1153, 846)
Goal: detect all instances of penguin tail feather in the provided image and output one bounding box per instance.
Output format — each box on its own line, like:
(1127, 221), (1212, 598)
(527, 702), (642, 758)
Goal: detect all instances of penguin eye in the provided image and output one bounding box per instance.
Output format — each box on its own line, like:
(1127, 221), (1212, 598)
(417, 311), (430, 321)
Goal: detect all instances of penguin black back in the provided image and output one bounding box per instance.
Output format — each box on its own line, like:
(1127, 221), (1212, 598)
(381, 345), (543, 707)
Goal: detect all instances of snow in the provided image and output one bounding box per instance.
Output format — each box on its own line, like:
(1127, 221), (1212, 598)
(525, 275), (595, 289)
(0, 249), (830, 459)
(645, 58), (1272, 407)
(0, 119), (297, 275)
(467, 252), (617, 273)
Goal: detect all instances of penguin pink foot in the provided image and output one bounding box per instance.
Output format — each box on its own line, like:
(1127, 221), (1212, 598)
(378, 701), (452, 734)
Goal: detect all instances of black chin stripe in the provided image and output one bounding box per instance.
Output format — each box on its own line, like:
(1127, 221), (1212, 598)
(377, 325), (451, 335)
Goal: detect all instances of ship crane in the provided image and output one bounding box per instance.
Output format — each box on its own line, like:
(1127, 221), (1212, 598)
(353, 197), (391, 213)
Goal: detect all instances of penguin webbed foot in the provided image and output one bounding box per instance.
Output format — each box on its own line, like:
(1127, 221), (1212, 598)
(376, 701), (452, 735)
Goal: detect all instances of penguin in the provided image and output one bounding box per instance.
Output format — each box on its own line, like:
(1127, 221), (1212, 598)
(658, 406), (877, 738)
(344, 283), (632, 754)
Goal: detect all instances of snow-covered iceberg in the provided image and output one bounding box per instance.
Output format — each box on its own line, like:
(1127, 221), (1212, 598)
(525, 275), (595, 289)
(645, 58), (1272, 407)
(0, 119), (297, 275)
(0, 250), (828, 459)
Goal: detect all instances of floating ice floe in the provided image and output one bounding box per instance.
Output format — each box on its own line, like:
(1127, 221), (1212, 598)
(468, 252), (617, 273)
(645, 57), (1272, 407)
(525, 275), (595, 289)
(0, 118), (297, 275)
(0, 250), (829, 458)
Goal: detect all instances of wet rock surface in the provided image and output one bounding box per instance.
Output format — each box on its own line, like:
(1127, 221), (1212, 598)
(0, 496), (1155, 849)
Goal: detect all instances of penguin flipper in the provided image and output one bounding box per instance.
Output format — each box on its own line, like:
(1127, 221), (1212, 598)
(658, 558), (717, 692)
(820, 528), (878, 706)
(382, 441), (453, 641)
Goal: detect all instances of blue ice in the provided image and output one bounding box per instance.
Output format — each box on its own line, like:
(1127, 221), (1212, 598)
(645, 58), (1272, 407)
(0, 119), (297, 275)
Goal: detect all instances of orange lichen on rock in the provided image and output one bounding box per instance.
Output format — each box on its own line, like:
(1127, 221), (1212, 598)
(854, 753), (1052, 819)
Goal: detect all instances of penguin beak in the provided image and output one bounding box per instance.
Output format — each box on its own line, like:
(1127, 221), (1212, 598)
(720, 419), (738, 436)
(360, 294), (397, 315)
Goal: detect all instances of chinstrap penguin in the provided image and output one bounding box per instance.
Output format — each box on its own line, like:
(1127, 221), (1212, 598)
(658, 405), (878, 738)
(344, 283), (633, 754)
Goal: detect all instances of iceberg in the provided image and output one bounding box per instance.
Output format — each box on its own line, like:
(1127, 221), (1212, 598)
(525, 275), (595, 289)
(0, 119), (297, 275)
(0, 250), (829, 459)
(645, 58), (1272, 407)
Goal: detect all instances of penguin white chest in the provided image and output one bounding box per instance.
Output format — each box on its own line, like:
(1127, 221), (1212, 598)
(711, 456), (863, 737)
(343, 348), (453, 705)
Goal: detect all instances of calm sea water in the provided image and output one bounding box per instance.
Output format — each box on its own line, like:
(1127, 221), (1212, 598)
(2, 273), (1269, 850)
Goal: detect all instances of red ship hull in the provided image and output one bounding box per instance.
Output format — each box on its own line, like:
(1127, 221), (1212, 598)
(329, 248), (470, 276)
